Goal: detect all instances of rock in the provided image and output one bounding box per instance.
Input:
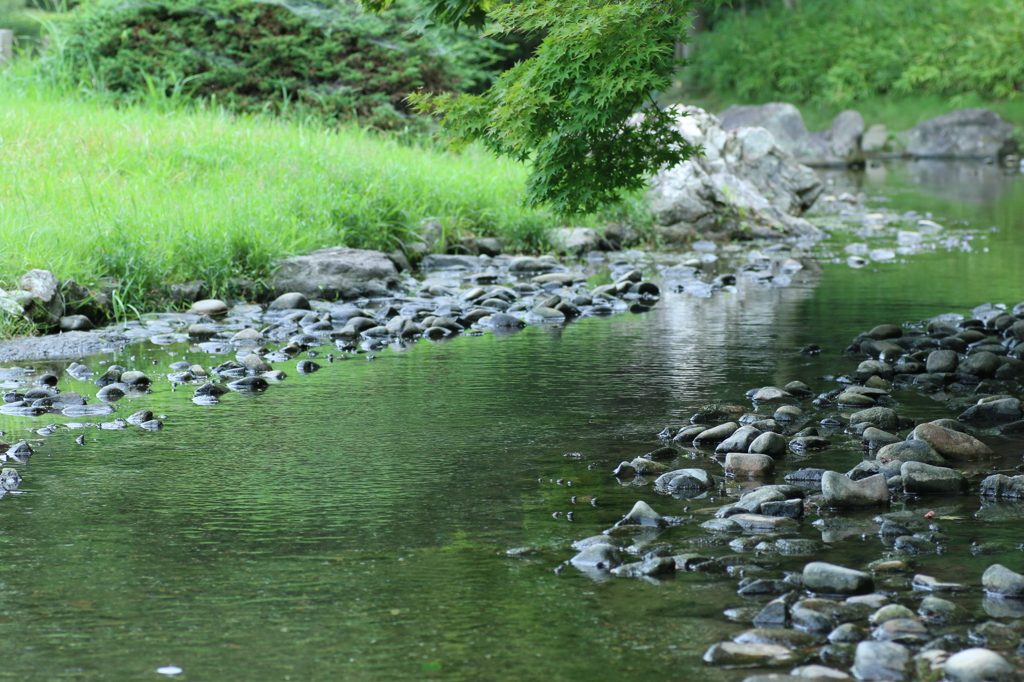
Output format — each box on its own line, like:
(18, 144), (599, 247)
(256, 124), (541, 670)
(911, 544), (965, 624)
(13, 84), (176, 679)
(848, 407), (900, 430)
(910, 423), (993, 461)
(268, 292), (311, 311)
(821, 472), (889, 507)
(694, 421), (739, 444)
(59, 315), (94, 332)
(228, 376), (268, 391)
(872, 618), (928, 645)
(20, 268), (63, 323)
(611, 556), (676, 578)
(749, 431), (787, 457)
(918, 596), (969, 625)
(912, 574), (966, 592)
(852, 641), (910, 681)
(570, 543), (622, 571)
(959, 397), (1022, 423)
(982, 563), (1024, 598)
(725, 453), (776, 479)
(791, 665), (851, 680)
(876, 440), (945, 466)
(231, 328), (264, 344)
(96, 384), (126, 402)
(829, 110), (865, 160)
(862, 124), (888, 153)
(617, 500), (664, 528)
(119, 370), (150, 387)
(869, 604), (916, 626)
(900, 461), (968, 495)
(647, 105), (824, 241)
(703, 641), (796, 666)
(719, 102), (809, 152)
(729, 513), (799, 533)
(0, 467), (22, 489)
(943, 648), (1016, 682)
(761, 499), (804, 519)
(733, 629), (817, 649)
(271, 247), (401, 300)
(752, 386), (795, 402)
(654, 468), (714, 493)
(899, 108), (1017, 159)
(629, 457), (671, 475)
(962, 351), (1003, 378)
(190, 299), (229, 316)
(550, 227), (607, 254)
(925, 349), (959, 374)
(803, 562), (874, 595)
(980, 474), (1024, 499)
(716, 425), (763, 453)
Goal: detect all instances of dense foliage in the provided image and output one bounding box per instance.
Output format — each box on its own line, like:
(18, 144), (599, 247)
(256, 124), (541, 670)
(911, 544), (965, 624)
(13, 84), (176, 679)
(689, 0), (1024, 106)
(372, 0), (699, 215)
(42, 0), (500, 128)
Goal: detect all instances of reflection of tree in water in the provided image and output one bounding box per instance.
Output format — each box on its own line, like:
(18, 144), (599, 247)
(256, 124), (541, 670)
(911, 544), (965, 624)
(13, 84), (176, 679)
(817, 160), (1017, 205)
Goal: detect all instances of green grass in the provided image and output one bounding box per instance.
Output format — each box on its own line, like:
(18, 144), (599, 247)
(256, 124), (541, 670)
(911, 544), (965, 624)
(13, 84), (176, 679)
(0, 78), (575, 316)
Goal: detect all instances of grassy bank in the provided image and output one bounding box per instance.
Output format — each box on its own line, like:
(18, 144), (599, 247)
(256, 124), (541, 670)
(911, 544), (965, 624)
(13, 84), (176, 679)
(0, 80), (580, 317)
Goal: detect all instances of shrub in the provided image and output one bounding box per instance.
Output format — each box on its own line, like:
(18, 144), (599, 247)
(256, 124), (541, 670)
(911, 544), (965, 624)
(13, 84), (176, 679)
(689, 0), (1024, 106)
(39, 0), (501, 127)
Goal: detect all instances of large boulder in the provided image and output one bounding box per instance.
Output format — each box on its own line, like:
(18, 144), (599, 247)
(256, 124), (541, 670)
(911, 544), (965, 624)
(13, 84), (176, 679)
(898, 108), (1017, 159)
(270, 247), (401, 300)
(647, 105), (825, 241)
(719, 103), (864, 166)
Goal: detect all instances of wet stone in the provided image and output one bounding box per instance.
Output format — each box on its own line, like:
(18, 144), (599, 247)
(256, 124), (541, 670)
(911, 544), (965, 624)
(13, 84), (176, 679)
(803, 562), (874, 596)
(694, 421), (739, 444)
(703, 641), (796, 666)
(725, 453), (776, 479)
(821, 472), (890, 508)
(943, 648), (1016, 682)
(872, 618), (928, 644)
(876, 440), (945, 465)
(958, 397), (1022, 423)
(852, 641), (910, 681)
(848, 407), (900, 430)
(900, 461), (968, 495)
(910, 423), (993, 461)
(982, 563), (1024, 598)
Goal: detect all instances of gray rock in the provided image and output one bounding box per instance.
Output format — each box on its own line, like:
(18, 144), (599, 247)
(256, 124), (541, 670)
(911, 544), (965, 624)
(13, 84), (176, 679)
(848, 407), (900, 430)
(962, 351), (1003, 378)
(120, 370), (150, 387)
(694, 421), (739, 443)
(829, 110), (865, 159)
(733, 628), (817, 649)
(918, 596), (969, 625)
(959, 397), (1022, 424)
(982, 563), (1024, 598)
(730, 513), (799, 533)
(268, 292), (311, 311)
(719, 102), (809, 152)
(617, 500), (664, 528)
(926, 349), (959, 374)
(654, 468), (714, 493)
(611, 556), (676, 578)
(190, 299), (229, 316)
(550, 227), (606, 254)
(271, 247), (401, 300)
(869, 604), (915, 626)
(716, 425), (763, 453)
(752, 386), (795, 402)
(943, 648), (1016, 682)
(899, 108), (1016, 159)
(821, 472), (890, 507)
(59, 315), (94, 332)
(979, 474), (1024, 499)
(231, 328), (264, 344)
(910, 423), (994, 461)
(748, 431), (787, 457)
(872, 618), (928, 644)
(647, 106), (823, 241)
(570, 543), (622, 571)
(862, 124), (888, 153)
(803, 562), (874, 595)
(852, 641), (910, 681)
(702, 641), (796, 666)
(900, 461), (968, 495)
(96, 384), (126, 402)
(761, 499), (804, 519)
(876, 440), (945, 465)
(725, 453), (776, 479)
(20, 268), (63, 323)
(735, 487), (785, 513)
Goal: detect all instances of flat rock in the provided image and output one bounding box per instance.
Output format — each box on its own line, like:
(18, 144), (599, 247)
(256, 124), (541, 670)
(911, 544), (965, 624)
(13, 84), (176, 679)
(959, 398), (1022, 424)
(979, 474), (1024, 499)
(943, 648), (1017, 682)
(729, 513), (799, 533)
(271, 247), (401, 300)
(898, 108), (1016, 159)
(900, 461), (968, 495)
(852, 641), (910, 681)
(876, 440), (945, 465)
(803, 562), (874, 595)
(703, 641), (796, 666)
(982, 563), (1024, 598)
(725, 453), (776, 479)
(910, 423), (993, 461)
(821, 472), (889, 508)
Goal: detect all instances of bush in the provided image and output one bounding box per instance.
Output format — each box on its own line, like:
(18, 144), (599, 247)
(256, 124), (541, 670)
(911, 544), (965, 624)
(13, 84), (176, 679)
(39, 0), (501, 127)
(689, 0), (1024, 106)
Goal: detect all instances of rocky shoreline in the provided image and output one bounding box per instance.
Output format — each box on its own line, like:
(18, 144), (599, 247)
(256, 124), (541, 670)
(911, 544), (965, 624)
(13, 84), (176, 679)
(564, 300), (1024, 682)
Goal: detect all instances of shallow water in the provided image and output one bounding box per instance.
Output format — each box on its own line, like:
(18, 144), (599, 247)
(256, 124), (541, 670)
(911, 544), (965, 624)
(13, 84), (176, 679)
(1, 160), (1024, 680)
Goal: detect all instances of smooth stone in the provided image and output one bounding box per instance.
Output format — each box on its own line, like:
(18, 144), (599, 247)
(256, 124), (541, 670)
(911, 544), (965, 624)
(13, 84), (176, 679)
(96, 384), (126, 402)
(918, 596), (969, 625)
(231, 328), (264, 344)
(959, 397), (1022, 423)
(876, 440), (945, 465)
(59, 314), (94, 332)
(852, 641), (910, 681)
(838, 392), (875, 407)
(733, 629), (817, 649)
(569, 543), (622, 570)
(869, 604), (916, 626)
(629, 457), (672, 475)
(925, 349), (959, 373)
(703, 641), (796, 666)
(774, 405), (804, 421)
(961, 351), (1002, 378)
(803, 562), (874, 595)
(912, 574), (966, 592)
(119, 370), (150, 387)
(654, 468), (714, 492)
(190, 299), (229, 316)
(749, 431), (788, 457)
(611, 556), (676, 577)
(828, 623), (865, 644)
(982, 563), (1024, 598)
(872, 618), (929, 644)
(617, 500), (664, 527)
(760, 499), (804, 519)
(694, 421), (739, 443)
(725, 453), (776, 479)
(910, 423), (993, 461)
(700, 517), (743, 533)
(900, 461), (968, 495)
(791, 665), (850, 680)
(734, 487), (785, 513)
(775, 538), (825, 555)
(821, 472), (890, 508)
(752, 386), (796, 402)
(729, 513), (799, 533)
(848, 407), (900, 430)
(716, 425), (762, 453)
(943, 648), (1016, 682)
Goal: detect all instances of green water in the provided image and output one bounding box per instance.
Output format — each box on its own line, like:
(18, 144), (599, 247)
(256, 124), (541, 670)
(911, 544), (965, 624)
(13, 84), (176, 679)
(1, 160), (1023, 680)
